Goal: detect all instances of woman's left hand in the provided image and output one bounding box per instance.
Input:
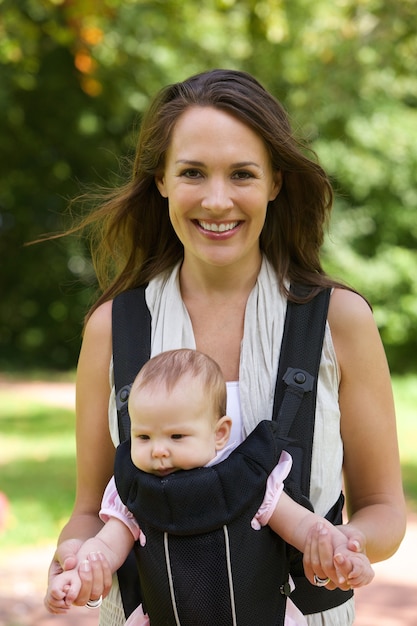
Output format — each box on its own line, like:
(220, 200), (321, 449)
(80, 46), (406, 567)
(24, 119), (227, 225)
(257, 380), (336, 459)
(303, 523), (365, 591)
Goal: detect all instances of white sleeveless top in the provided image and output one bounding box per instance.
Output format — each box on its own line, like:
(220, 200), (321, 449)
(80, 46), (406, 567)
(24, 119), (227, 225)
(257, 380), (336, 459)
(225, 381), (244, 443)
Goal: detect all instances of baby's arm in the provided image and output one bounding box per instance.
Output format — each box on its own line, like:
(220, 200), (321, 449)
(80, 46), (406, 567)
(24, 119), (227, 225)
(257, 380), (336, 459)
(78, 516), (135, 572)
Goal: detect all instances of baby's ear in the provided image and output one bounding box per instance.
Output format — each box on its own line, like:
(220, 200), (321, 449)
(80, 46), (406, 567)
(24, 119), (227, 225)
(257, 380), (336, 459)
(215, 415), (232, 450)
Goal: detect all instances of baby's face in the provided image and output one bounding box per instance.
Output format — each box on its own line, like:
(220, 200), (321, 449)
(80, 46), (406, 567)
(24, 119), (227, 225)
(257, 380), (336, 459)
(129, 376), (222, 477)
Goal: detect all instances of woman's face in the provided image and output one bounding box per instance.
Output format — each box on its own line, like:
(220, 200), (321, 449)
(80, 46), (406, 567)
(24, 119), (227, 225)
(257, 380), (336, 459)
(156, 106), (281, 274)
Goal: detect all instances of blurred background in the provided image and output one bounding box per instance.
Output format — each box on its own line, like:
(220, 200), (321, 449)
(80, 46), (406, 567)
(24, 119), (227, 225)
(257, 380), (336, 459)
(0, 1), (416, 624)
(1, 0), (417, 374)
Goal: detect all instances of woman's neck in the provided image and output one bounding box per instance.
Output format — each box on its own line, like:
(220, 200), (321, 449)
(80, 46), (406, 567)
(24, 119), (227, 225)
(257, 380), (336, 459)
(179, 254), (263, 301)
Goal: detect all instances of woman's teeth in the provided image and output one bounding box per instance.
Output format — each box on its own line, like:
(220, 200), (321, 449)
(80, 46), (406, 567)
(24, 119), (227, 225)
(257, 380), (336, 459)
(199, 221), (238, 232)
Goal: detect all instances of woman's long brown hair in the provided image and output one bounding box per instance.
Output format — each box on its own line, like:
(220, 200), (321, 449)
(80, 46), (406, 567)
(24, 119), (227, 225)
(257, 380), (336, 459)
(60, 69), (347, 321)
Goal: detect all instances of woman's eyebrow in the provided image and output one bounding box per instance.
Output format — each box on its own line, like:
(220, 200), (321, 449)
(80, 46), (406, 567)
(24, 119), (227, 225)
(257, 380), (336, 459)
(175, 159), (262, 169)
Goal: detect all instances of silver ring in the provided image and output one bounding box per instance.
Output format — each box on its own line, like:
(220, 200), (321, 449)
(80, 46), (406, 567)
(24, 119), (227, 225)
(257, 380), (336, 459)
(85, 596), (102, 609)
(314, 574), (330, 587)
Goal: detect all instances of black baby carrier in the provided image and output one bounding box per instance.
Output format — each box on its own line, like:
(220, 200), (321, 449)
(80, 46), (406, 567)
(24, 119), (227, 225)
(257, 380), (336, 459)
(111, 284), (353, 624)
(115, 420), (290, 625)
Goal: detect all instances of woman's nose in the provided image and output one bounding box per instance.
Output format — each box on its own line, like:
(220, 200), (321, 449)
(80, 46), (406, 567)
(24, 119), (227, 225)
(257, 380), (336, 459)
(201, 178), (234, 212)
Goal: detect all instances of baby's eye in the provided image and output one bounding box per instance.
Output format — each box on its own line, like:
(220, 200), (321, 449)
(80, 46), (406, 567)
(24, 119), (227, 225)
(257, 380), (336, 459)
(171, 434), (184, 440)
(137, 434), (150, 441)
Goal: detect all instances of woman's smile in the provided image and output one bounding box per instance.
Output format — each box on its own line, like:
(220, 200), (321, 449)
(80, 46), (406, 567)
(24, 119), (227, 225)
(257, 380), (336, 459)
(195, 220), (241, 236)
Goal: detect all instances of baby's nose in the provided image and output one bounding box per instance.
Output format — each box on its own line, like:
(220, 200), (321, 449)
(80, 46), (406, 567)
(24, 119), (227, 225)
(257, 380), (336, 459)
(151, 443), (169, 458)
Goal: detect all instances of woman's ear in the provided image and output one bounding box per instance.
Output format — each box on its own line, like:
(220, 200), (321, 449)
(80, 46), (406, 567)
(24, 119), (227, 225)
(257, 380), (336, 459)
(269, 170), (283, 201)
(155, 174), (168, 198)
(215, 416), (233, 450)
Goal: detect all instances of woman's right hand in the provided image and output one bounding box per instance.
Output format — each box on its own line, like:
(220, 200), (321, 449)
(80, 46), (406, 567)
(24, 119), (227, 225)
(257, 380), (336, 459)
(48, 539), (111, 607)
(49, 538), (83, 579)
(47, 539), (94, 607)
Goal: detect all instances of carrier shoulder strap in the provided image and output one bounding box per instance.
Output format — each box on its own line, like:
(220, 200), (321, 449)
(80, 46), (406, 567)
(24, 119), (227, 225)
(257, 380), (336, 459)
(272, 286), (353, 615)
(272, 285), (331, 501)
(111, 286), (150, 618)
(112, 286), (151, 444)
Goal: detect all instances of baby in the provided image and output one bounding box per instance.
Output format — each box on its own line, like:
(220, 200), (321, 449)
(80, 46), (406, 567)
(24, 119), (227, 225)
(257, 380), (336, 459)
(45, 349), (374, 625)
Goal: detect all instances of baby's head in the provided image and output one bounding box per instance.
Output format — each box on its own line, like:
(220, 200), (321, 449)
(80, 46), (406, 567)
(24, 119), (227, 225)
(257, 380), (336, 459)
(128, 349), (231, 476)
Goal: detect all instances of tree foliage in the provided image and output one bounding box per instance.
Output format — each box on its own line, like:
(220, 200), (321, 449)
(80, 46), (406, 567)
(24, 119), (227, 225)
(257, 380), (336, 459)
(1, 0), (416, 371)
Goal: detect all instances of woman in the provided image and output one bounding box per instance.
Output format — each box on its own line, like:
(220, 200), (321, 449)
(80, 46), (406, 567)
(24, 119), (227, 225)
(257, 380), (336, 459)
(48, 69), (406, 626)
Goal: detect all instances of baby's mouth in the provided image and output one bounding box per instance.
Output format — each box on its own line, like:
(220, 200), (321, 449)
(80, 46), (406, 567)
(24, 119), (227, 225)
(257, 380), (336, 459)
(154, 467), (175, 477)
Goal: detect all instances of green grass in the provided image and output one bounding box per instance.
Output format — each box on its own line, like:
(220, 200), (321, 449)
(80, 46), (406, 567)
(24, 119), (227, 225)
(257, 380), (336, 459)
(392, 375), (417, 461)
(0, 375), (416, 551)
(0, 395), (77, 551)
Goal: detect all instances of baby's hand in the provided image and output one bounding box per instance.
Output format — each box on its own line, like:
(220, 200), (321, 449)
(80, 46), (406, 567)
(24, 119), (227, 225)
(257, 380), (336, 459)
(44, 575), (79, 614)
(44, 590), (71, 614)
(334, 550), (375, 588)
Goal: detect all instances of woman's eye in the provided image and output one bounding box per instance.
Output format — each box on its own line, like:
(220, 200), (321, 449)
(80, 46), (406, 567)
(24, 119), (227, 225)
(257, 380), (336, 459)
(232, 170), (253, 180)
(181, 169), (202, 179)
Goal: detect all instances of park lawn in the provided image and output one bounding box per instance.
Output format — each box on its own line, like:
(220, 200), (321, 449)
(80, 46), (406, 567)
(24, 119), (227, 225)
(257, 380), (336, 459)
(0, 393), (77, 550)
(392, 374), (417, 462)
(0, 375), (416, 551)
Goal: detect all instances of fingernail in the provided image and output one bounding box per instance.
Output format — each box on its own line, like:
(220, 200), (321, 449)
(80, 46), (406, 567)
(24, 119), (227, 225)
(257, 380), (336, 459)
(334, 553), (345, 565)
(80, 559), (91, 572)
(352, 540), (361, 551)
(89, 552), (99, 562)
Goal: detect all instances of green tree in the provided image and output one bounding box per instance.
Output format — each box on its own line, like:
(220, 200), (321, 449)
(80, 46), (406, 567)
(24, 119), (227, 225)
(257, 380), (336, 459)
(1, 0), (416, 371)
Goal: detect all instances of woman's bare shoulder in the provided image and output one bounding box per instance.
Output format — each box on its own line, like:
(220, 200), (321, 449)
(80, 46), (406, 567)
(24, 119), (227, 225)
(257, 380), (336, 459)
(328, 287), (374, 331)
(328, 287), (387, 378)
(84, 300), (113, 338)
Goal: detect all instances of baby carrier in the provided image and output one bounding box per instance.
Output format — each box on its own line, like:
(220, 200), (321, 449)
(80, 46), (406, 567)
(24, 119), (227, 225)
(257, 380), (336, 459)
(112, 284), (353, 623)
(115, 420), (290, 626)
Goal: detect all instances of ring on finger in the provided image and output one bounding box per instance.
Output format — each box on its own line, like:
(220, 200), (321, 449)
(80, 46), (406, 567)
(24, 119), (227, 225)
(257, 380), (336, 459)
(85, 596), (103, 609)
(313, 574), (331, 587)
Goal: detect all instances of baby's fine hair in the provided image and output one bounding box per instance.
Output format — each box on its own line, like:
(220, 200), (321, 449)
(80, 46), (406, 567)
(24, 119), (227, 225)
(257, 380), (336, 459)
(131, 349), (227, 419)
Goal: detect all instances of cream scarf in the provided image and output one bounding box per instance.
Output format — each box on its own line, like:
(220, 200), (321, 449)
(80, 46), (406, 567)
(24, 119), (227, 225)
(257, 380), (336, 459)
(145, 257), (287, 436)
